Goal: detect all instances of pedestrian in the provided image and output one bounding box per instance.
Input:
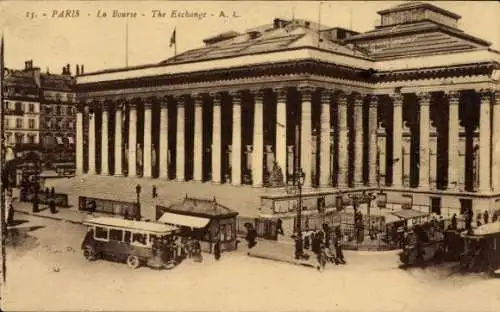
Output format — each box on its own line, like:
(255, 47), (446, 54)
(45, 187), (50, 197)
(7, 202), (14, 225)
(451, 213), (457, 230)
(483, 210), (489, 224)
(276, 218), (284, 235)
(476, 212), (482, 227)
(32, 193), (39, 213)
(214, 239), (221, 261)
(334, 226), (346, 265)
(152, 185), (157, 199)
(50, 187), (55, 198)
(245, 224), (257, 253)
(493, 212), (498, 223)
(49, 199), (57, 214)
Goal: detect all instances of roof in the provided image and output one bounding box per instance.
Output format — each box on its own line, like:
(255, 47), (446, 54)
(158, 212), (210, 228)
(159, 20), (365, 65)
(467, 222), (500, 237)
(391, 209), (428, 219)
(161, 196), (238, 218)
(40, 73), (75, 91)
(83, 216), (178, 234)
(377, 2), (461, 20)
(4, 69), (40, 89)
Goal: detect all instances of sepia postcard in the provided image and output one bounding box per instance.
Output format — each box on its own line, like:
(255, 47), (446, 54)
(1, 0), (500, 311)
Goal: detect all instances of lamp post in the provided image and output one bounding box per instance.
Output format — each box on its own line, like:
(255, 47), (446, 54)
(294, 167), (306, 260)
(135, 184), (141, 221)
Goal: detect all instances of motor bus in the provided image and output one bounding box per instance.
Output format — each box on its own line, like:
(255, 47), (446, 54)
(82, 216), (180, 269)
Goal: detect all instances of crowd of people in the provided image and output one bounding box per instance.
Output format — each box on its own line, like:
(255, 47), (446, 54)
(303, 224), (346, 271)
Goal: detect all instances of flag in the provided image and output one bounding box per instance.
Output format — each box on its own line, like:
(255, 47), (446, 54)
(169, 28), (176, 48)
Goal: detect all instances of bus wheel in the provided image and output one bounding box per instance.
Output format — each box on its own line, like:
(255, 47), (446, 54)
(83, 245), (96, 261)
(126, 255), (140, 269)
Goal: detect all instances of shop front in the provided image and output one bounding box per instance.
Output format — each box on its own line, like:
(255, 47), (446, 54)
(156, 196), (239, 253)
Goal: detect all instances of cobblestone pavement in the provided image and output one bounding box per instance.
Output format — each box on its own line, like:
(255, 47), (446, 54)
(3, 215), (500, 312)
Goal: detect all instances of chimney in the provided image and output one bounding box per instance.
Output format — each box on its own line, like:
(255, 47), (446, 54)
(62, 66), (66, 75)
(76, 65), (80, 76)
(66, 64), (71, 75)
(273, 18), (280, 29)
(305, 21), (310, 29)
(81, 64), (84, 74)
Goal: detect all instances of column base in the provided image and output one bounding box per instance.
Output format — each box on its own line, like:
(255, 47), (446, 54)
(212, 181), (221, 185)
(175, 179), (185, 182)
(252, 184), (263, 188)
(87, 170), (97, 175)
(114, 173), (124, 177)
(353, 182), (365, 188)
(192, 179), (203, 183)
(231, 182), (242, 186)
(142, 176), (153, 179)
(100, 172), (110, 176)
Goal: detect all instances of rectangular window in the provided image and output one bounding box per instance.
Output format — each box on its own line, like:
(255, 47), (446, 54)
(29, 104), (35, 113)
(94, 226), (109, 240)
(15, 102), (22, 112)
(16, 119), (23, 128)
(124, 231), (131, 243)
(28, 135), (35, 144)
(28, 119), (35, 129)
(132, 232), (147, 245)
(109, 229), (123, 241)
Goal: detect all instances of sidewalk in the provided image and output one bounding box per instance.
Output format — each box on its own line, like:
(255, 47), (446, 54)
(13, 201), (109, 225)
(248, 239), (317, 268)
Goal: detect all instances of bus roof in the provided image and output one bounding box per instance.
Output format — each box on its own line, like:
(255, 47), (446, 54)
(84, 216), (178, 234)
(465, 222), (500, 237)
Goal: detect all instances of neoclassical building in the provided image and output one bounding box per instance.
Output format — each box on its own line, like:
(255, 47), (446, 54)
(76, 2), (500, 215)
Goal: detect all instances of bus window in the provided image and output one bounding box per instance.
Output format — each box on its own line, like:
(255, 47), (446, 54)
(132, 233), (147, 245)
(95, 226), (109, 240)
(109, 229), (123, 242)
(124, 231), (131, 244)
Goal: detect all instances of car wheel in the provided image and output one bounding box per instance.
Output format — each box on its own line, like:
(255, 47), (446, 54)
(83, 245), (96, 261)
(126, 255), (140, 269)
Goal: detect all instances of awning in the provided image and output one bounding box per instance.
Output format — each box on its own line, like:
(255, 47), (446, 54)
(391, 209), (428, 220)
(158, 212), (210, 228)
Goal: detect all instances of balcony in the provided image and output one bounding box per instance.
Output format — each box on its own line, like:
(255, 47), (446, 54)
(4, 109), (25, 116)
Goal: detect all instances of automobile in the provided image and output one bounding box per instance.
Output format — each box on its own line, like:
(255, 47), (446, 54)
(398, 222), (445, 267)
(460, 222), (500, 276)
(81, 216), (180, 269)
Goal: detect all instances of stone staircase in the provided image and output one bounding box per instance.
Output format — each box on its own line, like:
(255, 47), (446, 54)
(45, 175), (280, 218)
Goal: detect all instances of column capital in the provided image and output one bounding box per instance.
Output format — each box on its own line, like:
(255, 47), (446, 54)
(115, 99), (128, 111)
(273, 87), (288, 102)
(143, 101), (153, 109)
(337, 92), (348, 105)
(352, 93), (364, 106)
(102, 101), (113, 111)
(445, 90), (460, 103)
(76, 102), (86, 113)
(416, 92), (431, 105)
(249, 89), (265, 101)
(228, 90), (245, 103)
(319, 90), (332, 104)
(477, 89), (492, 102)
(391, 93), (403, 105)
(297, 85), (316, 98)
(159, 96), (169, 108)
(191, 93), (204, 106)
(369, 95), (378, 107)
(175, 94), (188, 106)
(208, 91), (223, 102)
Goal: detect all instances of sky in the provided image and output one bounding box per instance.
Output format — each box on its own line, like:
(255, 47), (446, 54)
(0, 1), (498, 74)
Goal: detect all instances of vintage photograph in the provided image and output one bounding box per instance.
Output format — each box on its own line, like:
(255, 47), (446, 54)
(0, 0), (499, 311)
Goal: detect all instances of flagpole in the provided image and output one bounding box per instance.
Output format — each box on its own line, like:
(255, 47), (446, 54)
(125, 20), (129, 66)
(0, 33), (7, 283)
(174, 28), (177, 56)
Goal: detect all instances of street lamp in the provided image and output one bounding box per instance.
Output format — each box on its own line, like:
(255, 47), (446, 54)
(294, 167), (306, 260)
(135, 184), (141, 221)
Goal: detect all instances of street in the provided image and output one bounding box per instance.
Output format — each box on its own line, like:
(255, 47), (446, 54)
(2, 215), (500, 312)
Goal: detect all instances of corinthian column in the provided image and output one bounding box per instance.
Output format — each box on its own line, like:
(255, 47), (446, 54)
(251, 90), (264, 187)
(231, 91), (243, 186)
(159, 99), (169, 179)
(493, 91), (500, 191)
(76, 103), (84, 175)
(392, 93), (403, 188)
(211, 93), (222, 184)
(479, 90), (492, 193)
(176, 96), (186, 182)
(143, 101), (153, 178)
(368, 95), (378, 186)
(319, 90), (331, 187)
(193, 94), (203, 182)
(274, 87), (288, 185)
(88, 103), (97, 174)
(337, 92), (348, 188)
(447, 91), (460, 190)
(100, 102), (110, 175)
(299, 86), (314, 188)
(418, 93), (431, 189)
(128, 102), (137, 177)
(353, 94), (364, 187)
(114, 101), (123, 176)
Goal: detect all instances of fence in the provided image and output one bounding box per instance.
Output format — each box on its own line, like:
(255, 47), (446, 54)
(19, 189), (69, 207)
(78, 196), (138, 218)
(236, 216), (278, 240)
